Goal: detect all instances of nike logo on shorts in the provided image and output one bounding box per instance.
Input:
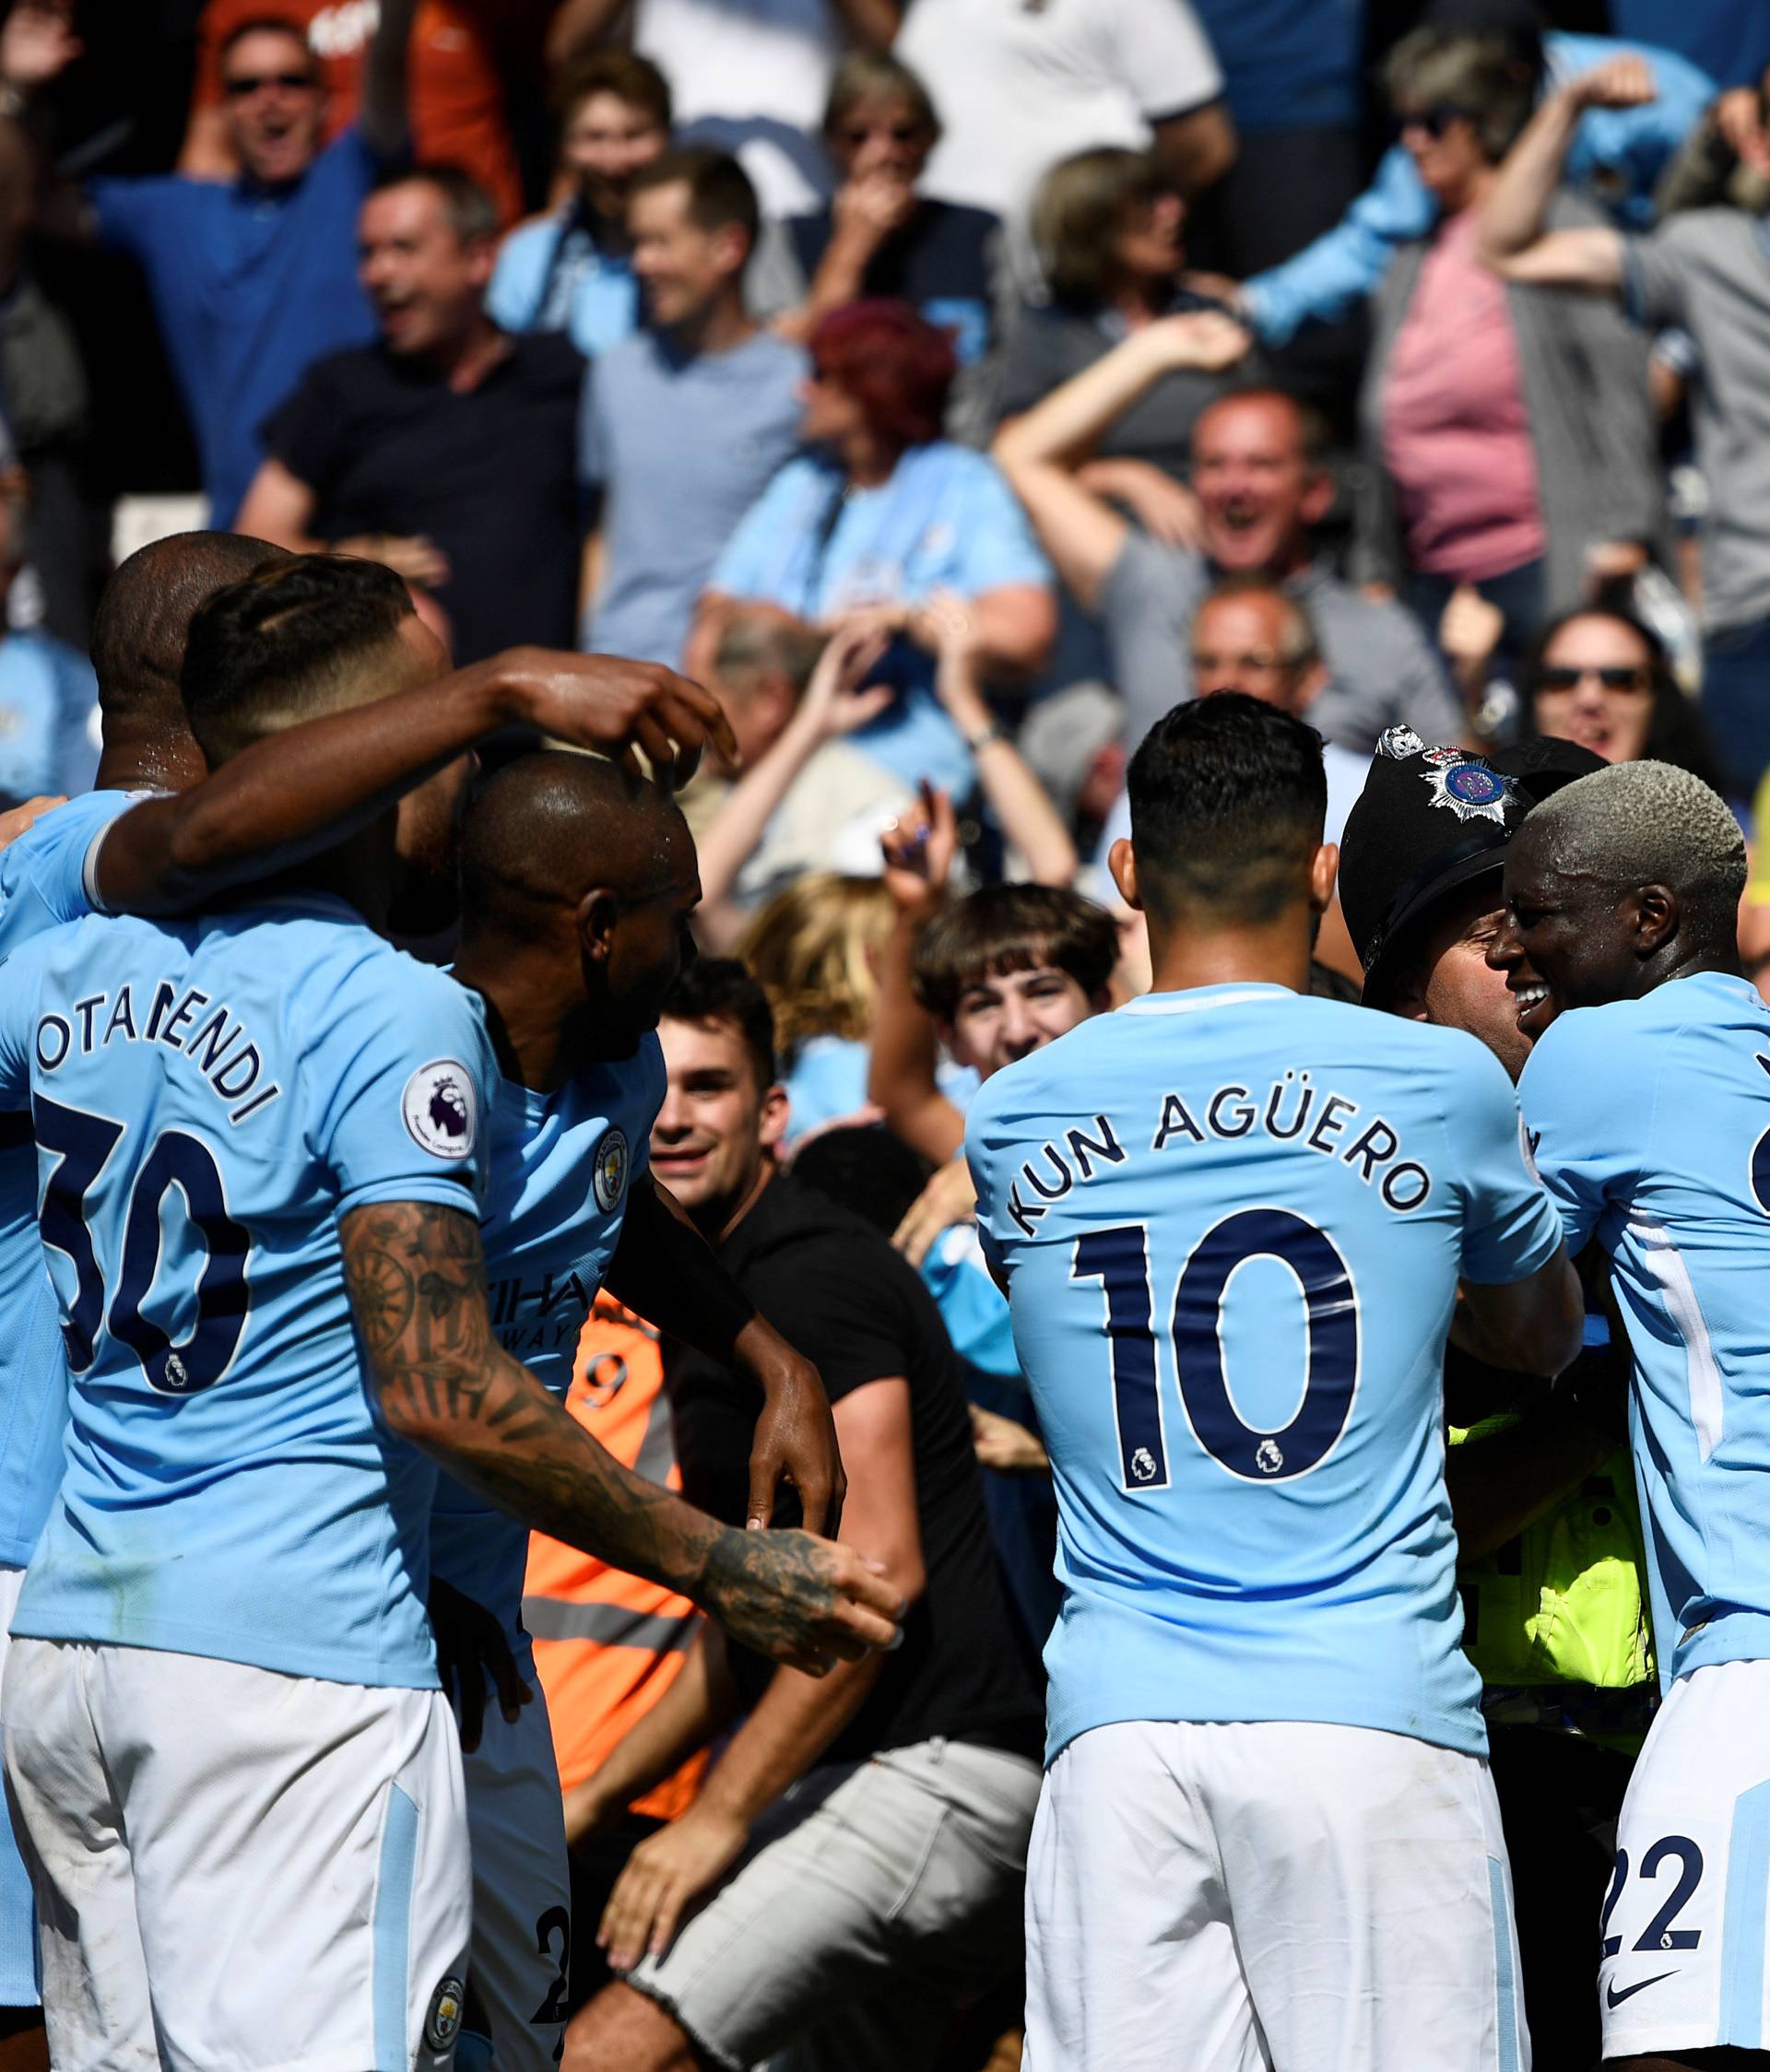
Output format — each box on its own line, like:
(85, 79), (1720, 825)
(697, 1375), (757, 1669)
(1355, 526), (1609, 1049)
(1607, 1972), (1676, 2008)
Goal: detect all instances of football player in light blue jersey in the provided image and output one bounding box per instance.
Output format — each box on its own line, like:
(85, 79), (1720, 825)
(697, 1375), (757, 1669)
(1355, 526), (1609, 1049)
(0, 527), (757, 2062)
(0, 560), (898, 2072)
(1497, 759), (1770, 2067)
(435, 752), (856, 2070)
(967, 694), (1582, 2072)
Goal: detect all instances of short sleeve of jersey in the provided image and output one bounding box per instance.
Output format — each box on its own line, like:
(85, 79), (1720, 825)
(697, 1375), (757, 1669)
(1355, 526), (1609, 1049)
(1621, 219), (1693, 331)
(743, 1237), (914, 1406)
(1443, 1030), (1565, 1284)
(0, 925), (50, 1113)
(0, 789), (135, 950)
(303, 956), (496, 1217)
(1108, 0), (1223, 121)
(1516, 1008), (1646, 1256)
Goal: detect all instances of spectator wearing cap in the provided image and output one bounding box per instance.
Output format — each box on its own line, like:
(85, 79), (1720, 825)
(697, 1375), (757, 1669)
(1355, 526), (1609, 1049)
(777, 53), (1000, 418)
(579, 150), (807, 674)
(237, 166), (583, 663)
(0, 0), (419, 527)
(180, 0), (524, 226)
(1337, 729), (1652, 2066)
(487, 52), (673, 359)
(1227, 11), (1713, 353)
(692, 299), (1055, 797)
(1481, 53), (1770, 797)
(994, 337), (1466, 761)
(1354, 28), (1666, 678)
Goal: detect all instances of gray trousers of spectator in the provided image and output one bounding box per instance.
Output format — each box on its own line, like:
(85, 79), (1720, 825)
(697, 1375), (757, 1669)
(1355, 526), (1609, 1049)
(624, 1736), (1040, 2071)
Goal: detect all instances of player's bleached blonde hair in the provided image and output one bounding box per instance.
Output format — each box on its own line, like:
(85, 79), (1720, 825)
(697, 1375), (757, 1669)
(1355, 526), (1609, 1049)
(1525, 759), (1745, 932)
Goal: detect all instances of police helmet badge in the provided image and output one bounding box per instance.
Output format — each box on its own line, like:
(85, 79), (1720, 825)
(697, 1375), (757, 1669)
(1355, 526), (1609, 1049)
(592, 1126), (630, 1213)
(1421, 757), (1515, 827)
(1375, 724), (1426, 760)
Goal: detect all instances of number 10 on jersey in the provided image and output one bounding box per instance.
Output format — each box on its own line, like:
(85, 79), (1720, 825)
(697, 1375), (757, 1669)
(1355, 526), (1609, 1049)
(1071, 1209), (1360, 1490)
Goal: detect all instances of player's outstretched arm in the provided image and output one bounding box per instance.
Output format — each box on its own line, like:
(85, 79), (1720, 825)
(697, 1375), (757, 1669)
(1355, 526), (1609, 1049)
(605, 1175), (845, 1536)
(1451, 1246), (1584, 1380)
(340, 1198), (899, 1676)
(92, 649), (737, 916)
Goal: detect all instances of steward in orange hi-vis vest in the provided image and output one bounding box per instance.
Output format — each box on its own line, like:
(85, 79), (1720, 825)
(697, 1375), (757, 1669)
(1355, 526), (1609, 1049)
(522, 1291), (705, 1819)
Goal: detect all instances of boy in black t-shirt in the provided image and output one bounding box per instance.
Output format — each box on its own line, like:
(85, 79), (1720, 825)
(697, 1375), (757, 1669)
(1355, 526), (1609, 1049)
(566, 961), (1041, 2072)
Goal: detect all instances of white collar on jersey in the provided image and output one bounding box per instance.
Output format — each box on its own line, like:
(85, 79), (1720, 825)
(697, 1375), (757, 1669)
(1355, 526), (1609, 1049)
(1119, 984), (1296, 1017)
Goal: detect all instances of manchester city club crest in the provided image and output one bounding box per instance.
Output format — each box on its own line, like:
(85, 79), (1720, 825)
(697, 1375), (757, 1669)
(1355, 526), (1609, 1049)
(1421, 758), (1515, 826)
(592, 1126), (630, 1213)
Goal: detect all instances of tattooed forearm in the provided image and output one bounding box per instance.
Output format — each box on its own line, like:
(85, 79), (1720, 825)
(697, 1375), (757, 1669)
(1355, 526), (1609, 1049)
(337, 1200), (877, 1668)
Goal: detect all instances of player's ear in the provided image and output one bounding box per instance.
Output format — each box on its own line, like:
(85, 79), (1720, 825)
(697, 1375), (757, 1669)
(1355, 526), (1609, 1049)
(1309, 842), (1339, 916)
(576, 887), (620, 966)
(1107, 837), (1142, 912)
(1631, 881), (1679, 958)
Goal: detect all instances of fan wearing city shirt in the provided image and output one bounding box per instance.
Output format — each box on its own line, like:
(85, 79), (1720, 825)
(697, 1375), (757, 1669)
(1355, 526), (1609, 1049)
(0, 530), (753, 2069)
(432, 753), (863, 2070)
(0, 560), (891, 2072)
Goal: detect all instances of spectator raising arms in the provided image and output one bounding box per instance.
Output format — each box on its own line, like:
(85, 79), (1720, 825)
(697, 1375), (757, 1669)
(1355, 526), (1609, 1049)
(487, 52), (673, 359)
(238, 168), (584, 663)
(580, 151), (806, 671)
(0, 0), (417, 526)
(1355, 29), (1665, 673)
(693, 300), (1055, 797)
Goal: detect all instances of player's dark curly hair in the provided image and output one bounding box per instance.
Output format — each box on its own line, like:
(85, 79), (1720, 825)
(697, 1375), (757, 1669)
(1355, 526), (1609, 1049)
(181, 553), (413, 764)
(1127, 692), (1327, 924)
(661, 958), (777, 1092)
(911, 884), (1118, 1021)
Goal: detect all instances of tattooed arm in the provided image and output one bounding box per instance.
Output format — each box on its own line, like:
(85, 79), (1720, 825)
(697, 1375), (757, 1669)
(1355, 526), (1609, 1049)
(340, 1198), (901, 1675)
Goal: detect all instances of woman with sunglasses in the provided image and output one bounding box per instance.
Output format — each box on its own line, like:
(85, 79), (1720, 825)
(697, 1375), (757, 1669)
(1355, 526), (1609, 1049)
(1352, 27), (1665, 700)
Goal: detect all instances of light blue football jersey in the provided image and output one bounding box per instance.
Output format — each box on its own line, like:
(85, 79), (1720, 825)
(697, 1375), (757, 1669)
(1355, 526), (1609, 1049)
(965, 983), (1564, 1765)
(0, 891), (497, 1689)
(430, 1034), (667, 1659)
(1518, 970), (1770, 1692)
(0, 788), (133, 1567)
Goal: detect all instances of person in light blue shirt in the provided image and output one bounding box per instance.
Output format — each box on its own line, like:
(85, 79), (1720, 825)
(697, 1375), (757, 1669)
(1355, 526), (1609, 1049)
(968, 693), (1578, 2072)
(0, 628), (97, 804)
(486, 53), (673, 360)
(1239, 26), (1713, 348)
(699, 299), (1054, 797)
(1498, 757), (1770, 2061)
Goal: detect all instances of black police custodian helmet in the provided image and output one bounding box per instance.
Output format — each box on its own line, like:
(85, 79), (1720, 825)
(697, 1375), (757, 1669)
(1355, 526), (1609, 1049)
(1338, 726), (1604, 1005)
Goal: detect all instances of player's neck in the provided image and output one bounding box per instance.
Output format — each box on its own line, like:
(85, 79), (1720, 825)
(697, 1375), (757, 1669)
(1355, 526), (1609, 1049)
(95, 724), (207, 796)
(1144, 913), (1315, 996)
(455, 949), (584, 1093)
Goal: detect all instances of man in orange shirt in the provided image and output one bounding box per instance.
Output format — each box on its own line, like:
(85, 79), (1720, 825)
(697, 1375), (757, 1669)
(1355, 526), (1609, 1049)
(524, 1291), (706, 2014)
(183, 0), (525, 225)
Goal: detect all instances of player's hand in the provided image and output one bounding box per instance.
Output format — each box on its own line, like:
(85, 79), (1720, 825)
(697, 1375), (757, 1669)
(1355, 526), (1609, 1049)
(702, 1528), (903, 1677)
(0, 2), (80, 89)
(0, 794), (65, 853)
(879, 780), (961, 912)
(598, 1803), (750, 1971)
(970, 1402), (1050, 1476)
(332, 533), (452, 588)
(493, 649), (739, 787)
(1568, 56), (1656, 112)
(742, 1345), (844, 1536)
(429, 1575), (532, 1754)
(892, 1156), (977, 1267)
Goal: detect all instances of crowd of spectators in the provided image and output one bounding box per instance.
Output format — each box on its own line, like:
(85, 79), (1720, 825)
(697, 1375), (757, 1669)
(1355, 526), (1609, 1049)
(9, 0), (1770, 2063)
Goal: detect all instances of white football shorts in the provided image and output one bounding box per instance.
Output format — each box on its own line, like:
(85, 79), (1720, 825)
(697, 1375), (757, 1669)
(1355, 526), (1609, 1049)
(1024, 1717), (1528, 2072)
(1599, 1657), (1770, 2058)
(3, 1638), (471, 2072)
(0, 1564), (37, 2008)
(459, 1686), (571, 2072)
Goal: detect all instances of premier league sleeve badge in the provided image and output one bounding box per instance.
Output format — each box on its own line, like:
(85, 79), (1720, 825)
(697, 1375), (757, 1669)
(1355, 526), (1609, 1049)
(1421, 757), (1516, 826)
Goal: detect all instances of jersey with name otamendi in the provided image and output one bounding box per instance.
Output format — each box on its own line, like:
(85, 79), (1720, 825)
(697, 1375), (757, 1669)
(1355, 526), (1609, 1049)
(0, 790), (135, 1568)
(965, 983), (1563, 1765)
(0, 892), (497, 1688)
(1518, 971), (1770, 1691)
(429, 1033), (667, 1661)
